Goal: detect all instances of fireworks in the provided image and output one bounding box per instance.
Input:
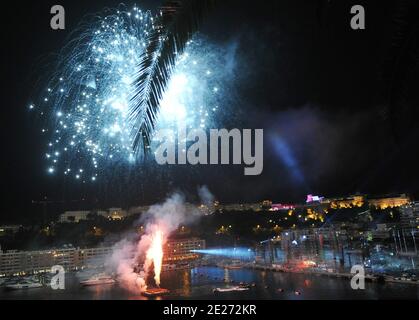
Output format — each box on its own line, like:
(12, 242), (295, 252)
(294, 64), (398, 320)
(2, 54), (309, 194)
(109, 193), (197, 293)
(145, 227), (164, 287)
(31, 4), (221, 182)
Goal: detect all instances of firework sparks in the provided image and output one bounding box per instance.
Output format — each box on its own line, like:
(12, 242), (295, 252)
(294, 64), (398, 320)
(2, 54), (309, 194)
(31, 4), (221, 182)
(145, 227), (164, 287)
(108, 193), (203, 294)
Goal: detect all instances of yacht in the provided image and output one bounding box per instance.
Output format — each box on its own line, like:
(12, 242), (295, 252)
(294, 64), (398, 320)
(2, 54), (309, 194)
(225, 264), (243, 270)
(5, 278), (43, 290)
(238, 282), (252, 289)
(80, 274), (116, 286)
(213, 286), (250, 293)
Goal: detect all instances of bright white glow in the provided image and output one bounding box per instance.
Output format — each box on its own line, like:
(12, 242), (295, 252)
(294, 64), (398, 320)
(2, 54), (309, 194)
(111, 100), (128, 113)
(159, 74), (188, 122)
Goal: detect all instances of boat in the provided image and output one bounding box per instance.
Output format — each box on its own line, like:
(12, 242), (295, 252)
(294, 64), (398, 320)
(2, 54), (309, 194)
(238, 282), (252, 289)
(213, 286), (250, 293)
(80, 274), (115, 286)
(141, 288), (170, 297)
(225, 265), (243, 270)
(5, 279), (43, 290)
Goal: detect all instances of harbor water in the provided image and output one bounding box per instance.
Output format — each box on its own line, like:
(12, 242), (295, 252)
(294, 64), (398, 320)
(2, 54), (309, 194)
(0, 267), (417, 300)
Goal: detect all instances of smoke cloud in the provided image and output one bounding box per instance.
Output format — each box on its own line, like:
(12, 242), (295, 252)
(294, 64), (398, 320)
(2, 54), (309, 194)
(107, 191), (207, 293)
(198, 185), (215, 206)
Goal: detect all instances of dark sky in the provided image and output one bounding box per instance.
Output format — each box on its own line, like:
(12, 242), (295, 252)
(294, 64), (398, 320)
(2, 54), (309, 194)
(2, 0), (419, 222)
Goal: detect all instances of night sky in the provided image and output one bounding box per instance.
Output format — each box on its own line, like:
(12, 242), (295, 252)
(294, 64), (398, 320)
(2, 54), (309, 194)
(2, 0), (419, 222)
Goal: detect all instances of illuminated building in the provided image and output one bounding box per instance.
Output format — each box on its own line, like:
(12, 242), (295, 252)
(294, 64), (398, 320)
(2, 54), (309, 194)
(106, 208), (128, 221)
(0, 225), (22, 237)
(262, 200), (273, 209)
(59, 211), (91, 223)
(163, 238), (206, 262)
(220, 203), (262, 212)
(368, 194), (410, 210)
(271, 204), (296, 211)
(400, 202), (419, 229)
(59, 208), (129, 223)
(197, 204), (215, 216)
(325, 195), (365, 209)
(372, 224), (392, 240)
(0, 246), (113, 277)
(77, 247), (113, 268)
(306, 195), (324, 203)
(305, 193), (409, 210)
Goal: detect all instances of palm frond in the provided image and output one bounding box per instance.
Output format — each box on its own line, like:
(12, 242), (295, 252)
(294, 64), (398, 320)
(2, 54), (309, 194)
(379, 0), (419, 142)
(130, 0), (215, 153)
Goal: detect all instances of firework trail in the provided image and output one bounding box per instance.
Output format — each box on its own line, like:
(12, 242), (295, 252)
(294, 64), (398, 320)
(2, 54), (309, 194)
(144, 226), (164, 287)
(30, 4), (221, 182)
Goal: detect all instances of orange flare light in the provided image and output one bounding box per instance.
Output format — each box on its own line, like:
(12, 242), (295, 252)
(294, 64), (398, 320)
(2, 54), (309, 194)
(146, 229), (164, 286)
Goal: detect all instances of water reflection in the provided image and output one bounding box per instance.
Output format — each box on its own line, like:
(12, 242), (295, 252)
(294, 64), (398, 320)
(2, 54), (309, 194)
(0, 267), (417, 300)
(182, 270), (191, 297)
